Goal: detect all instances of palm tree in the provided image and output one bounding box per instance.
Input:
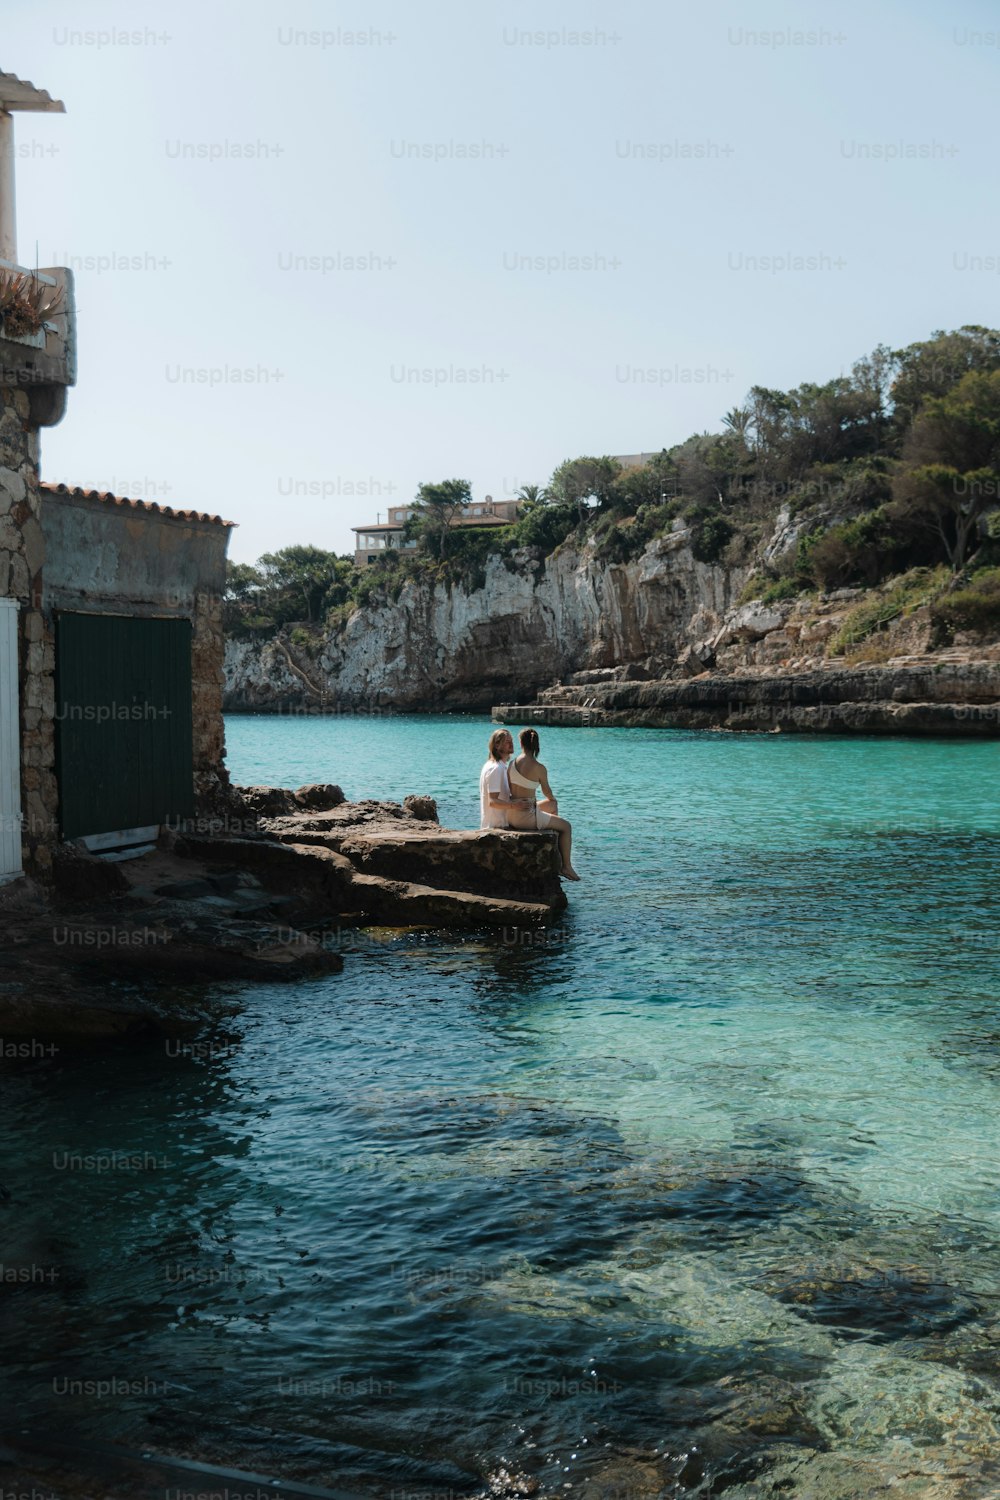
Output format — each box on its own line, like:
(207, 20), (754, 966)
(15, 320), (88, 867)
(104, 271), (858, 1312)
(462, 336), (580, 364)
(722, 405), (753, 442)
(516, 483), (550, 506)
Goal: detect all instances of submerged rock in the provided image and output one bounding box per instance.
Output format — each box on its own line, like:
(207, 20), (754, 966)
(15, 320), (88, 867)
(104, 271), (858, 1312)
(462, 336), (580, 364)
(807, 1343), (1000, 1456)
(574, 1453), (674, 1499)
(720, 1443), (979, 1499)
(0, 840), (345, 1037)
(480, 1467), (539, 1497)
(762, 1261), (982, 1342)
(709, 1372), (824, 1444)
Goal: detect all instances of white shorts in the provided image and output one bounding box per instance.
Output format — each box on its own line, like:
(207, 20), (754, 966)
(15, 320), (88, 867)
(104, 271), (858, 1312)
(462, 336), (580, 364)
(535, 808), (554, 830)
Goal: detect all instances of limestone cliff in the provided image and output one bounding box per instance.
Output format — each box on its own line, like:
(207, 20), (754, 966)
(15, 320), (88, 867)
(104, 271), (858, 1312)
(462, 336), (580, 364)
(224, 507), (1000, 724)
(224, 525), (748, 712)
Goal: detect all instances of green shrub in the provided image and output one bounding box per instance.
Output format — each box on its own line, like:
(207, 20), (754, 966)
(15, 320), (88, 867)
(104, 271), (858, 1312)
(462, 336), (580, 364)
(737, 570), (800, 605)
(436, 526), (510, 591)
(591, 518), (630, 564)
(737, 575), (767, 604)
(508, 500), (578, 553)
(760, 576), (804, 605)
(931, 566), (1000, 633)
(289, 625), (319, 652)
(591, 502), (676, 564)
(324, 602), (353, 633)
(353, 569), (387, 610)
(794, 508), (907, 590)
(829, 567), (948, 654)
(791, 526), (828, 580)
(690, 512), (735, 563)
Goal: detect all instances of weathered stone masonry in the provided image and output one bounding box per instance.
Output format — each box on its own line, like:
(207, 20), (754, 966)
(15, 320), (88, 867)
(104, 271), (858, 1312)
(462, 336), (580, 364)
(0, 384), (54, 871)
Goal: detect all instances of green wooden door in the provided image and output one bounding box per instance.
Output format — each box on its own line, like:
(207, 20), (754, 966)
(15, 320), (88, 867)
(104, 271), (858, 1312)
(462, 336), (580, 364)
(56, 613), (194, 839)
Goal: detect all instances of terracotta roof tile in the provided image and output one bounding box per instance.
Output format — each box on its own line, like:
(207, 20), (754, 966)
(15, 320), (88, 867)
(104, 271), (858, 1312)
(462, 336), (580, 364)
(40, 482), (236, 528)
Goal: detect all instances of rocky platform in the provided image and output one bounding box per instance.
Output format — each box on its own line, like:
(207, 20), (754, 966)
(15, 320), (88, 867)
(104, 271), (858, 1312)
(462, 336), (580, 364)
(177, 783), (567, 929)
(495, 657), (1000, 736)
(0, 841), (345, 1039)
(0, 786), (565, 1037)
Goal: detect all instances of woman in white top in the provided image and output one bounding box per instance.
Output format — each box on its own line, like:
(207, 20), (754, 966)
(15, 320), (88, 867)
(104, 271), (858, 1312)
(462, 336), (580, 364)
(503, 728), (581, 880)
(479, 728), (532, 829)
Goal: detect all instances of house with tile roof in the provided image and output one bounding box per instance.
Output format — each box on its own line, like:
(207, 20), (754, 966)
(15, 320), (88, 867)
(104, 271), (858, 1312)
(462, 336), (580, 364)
(352, 496), (522, 567)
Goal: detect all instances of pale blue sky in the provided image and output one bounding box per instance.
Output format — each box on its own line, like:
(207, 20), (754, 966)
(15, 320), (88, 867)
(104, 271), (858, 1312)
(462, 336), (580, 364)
(5, 0), (999, 560)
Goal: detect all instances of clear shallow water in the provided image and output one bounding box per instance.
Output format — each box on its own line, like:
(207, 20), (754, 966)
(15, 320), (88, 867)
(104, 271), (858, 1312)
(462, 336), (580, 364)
(3, 716), (1000, 1496)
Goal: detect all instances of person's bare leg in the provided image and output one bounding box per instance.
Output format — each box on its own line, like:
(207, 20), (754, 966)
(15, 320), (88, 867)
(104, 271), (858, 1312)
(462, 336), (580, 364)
(559, 828), (580, 879)
(548, 815), (580, 881)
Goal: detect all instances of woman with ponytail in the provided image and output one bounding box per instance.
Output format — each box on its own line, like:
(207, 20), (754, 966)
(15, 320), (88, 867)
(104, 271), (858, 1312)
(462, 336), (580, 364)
(504, 728), (581, 880)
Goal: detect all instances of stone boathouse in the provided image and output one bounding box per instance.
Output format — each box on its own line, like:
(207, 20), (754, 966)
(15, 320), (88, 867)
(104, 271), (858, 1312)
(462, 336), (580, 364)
(0, 69), (234, 883)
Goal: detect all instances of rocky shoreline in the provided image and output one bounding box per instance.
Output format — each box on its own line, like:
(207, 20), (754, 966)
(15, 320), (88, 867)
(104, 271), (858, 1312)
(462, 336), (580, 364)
(495, 657), (1000, 736)
(0, 784), (566, 1038)
(223, 519), (1000, 736)
(178, 783), (566, 928)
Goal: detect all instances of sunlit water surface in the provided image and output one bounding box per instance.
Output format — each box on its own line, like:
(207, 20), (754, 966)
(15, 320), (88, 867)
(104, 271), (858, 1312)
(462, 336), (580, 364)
(3, 716), (1000, 1496)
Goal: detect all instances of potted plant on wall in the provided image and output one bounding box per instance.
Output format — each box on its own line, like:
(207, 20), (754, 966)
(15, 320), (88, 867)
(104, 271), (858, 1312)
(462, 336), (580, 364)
(0, 267), (64, 348)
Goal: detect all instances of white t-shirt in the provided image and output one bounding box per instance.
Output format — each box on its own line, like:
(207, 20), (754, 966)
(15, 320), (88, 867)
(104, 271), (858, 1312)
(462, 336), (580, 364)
(480, 758), (510, 829)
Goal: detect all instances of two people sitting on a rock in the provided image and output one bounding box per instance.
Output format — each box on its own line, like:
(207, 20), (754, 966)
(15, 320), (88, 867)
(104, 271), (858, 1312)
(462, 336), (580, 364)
(479, 728), (580, 880)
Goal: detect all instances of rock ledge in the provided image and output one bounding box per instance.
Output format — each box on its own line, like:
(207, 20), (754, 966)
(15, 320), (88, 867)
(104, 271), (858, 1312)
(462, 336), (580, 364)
(177, 785), (567, 927)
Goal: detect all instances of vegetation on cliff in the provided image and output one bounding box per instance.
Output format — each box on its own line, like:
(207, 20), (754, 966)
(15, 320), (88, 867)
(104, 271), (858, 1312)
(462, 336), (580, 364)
(225, 325), (1000, 643)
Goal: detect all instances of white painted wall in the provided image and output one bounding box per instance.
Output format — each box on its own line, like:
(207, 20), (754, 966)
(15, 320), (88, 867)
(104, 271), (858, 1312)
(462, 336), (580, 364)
(0, 599), (22, 882)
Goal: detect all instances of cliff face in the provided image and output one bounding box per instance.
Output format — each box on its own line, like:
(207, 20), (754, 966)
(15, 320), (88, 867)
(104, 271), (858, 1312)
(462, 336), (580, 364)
(224, 528), (748, 712)
(224, 514), (1000, 723)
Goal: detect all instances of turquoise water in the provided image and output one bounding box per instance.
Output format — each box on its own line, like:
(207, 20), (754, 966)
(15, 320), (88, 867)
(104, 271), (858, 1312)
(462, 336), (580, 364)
(3, 716), (1000, 1496)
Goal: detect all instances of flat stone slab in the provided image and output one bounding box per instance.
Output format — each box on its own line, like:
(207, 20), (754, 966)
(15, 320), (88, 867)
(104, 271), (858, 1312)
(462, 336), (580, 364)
(179, 794), (567, 926)
(346, 870), (556, 927)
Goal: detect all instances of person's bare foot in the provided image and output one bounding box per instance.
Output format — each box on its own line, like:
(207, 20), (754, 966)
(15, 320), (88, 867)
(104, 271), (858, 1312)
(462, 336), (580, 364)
(561, 867), (582, 882)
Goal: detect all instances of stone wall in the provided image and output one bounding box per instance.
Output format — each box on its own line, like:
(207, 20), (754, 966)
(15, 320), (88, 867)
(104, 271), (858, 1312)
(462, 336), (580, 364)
(190, 588), (228, 803)
(0, 385), (56, 872)
(0, 269), (76, 876)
